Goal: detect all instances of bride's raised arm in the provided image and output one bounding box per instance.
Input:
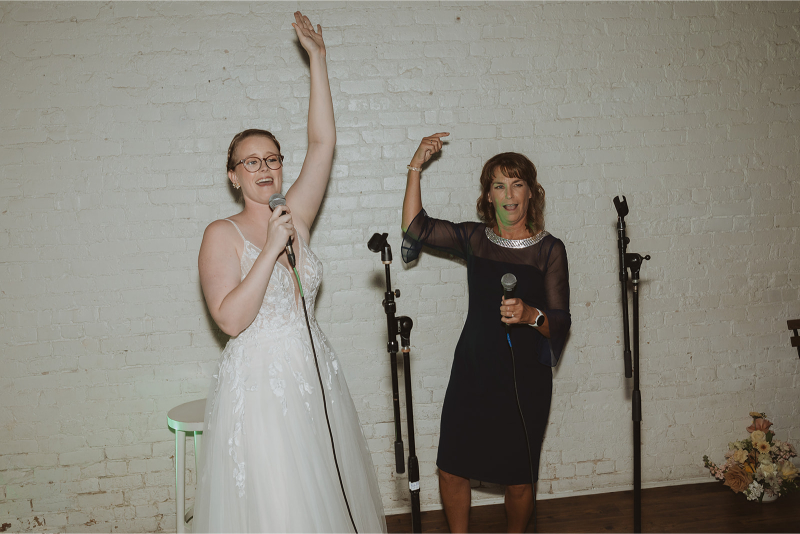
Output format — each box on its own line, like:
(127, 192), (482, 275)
(285, 11), (335, 240)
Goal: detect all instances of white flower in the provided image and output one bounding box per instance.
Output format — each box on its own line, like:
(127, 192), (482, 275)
(746, 481), (763, 501)
(763, 472), (780, 490)
(761, 461), (777, 476)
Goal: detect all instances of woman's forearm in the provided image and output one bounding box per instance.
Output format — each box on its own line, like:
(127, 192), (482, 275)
(402, 168), (422, 232)
(402, 133), (448, 231)
(307, 52), (335, 148)
(214, 249), (282, 336)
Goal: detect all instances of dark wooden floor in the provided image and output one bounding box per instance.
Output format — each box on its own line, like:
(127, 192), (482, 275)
(386, 482), (800, 533)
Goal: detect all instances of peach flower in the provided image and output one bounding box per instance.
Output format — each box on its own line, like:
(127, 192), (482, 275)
(750, 430), (766, 443)
(747, 417), (773, 433)
(732, 449), (748, 464)
(723, 464), (753, 493)
(756, 441), (771, 454)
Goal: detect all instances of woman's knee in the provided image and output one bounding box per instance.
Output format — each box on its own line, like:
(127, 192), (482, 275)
(439, 469), (469, 487)
(505, 483), (532, 499)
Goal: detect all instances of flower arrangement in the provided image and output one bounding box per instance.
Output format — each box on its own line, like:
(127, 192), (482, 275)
(703, 412), (798, 502)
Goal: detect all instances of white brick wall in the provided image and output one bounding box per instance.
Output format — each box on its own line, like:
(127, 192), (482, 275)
(1, 1), (799, 531)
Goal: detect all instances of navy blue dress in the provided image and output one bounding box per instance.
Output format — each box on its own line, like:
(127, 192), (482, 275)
(403, 209), (571, 485)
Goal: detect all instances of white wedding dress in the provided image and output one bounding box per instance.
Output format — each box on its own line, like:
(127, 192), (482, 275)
(193, 220), (386, 533)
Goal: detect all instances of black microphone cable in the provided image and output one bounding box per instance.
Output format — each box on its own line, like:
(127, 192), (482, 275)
(290, 247), (358, 532)
(268, 193), (356, 531)
(502, 274), (538, 532)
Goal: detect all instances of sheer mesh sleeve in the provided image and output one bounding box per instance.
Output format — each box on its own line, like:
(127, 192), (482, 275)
(538, 238), (571, 367)
(401, 208), (477, 263)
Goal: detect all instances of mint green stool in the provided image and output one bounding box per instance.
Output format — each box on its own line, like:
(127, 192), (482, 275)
(167, 399), (205, 533)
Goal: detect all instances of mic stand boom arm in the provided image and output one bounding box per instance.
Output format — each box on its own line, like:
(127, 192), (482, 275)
(368, 233), (422, 533)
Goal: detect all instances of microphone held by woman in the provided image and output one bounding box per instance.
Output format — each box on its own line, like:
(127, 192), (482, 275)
(268, 193), (296, 268)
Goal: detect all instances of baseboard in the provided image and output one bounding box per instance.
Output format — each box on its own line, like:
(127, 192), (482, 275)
(390, 477), (715, 515)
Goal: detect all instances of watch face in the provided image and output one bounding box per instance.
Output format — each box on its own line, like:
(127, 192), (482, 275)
(536, 313), (545, 327)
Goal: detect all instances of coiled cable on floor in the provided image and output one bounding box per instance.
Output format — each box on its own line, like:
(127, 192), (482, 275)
(294, 266), (358, 533)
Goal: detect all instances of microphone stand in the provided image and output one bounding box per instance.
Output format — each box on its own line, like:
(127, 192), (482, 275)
(613, 196), (650, 534)
(368, 233), (422, 533)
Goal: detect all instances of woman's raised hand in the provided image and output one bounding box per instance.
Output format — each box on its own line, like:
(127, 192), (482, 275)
(265, 205), (296, 259)
(292, 11), (325, 57)
(410, 132), (449, 169)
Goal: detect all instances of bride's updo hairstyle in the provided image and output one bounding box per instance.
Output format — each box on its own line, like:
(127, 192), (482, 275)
(476, 152), (545, 234)
(226, 129), (282, 171)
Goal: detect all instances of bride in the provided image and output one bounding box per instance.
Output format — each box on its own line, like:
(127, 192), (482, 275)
(193, 12), (386, 533)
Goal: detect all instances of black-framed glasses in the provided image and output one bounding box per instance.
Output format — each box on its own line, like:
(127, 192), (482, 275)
(235, 155), (284, 173)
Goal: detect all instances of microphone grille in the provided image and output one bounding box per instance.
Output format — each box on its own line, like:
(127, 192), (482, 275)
(268, 193), (286, 210)
(501, 273), (517, 291)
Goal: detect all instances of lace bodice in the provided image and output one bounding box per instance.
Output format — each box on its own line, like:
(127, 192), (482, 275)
(231, 225), (324, 344)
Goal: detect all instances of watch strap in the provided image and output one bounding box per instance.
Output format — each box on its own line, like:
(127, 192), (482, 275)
(530, 308), (545, 327)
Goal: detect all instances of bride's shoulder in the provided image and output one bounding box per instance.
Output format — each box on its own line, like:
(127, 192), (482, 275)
(205, 218), (236, 236)
(201, 218), (244, 252)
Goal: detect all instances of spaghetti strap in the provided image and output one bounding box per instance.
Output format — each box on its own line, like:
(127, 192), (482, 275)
(224, 218), (246, 246)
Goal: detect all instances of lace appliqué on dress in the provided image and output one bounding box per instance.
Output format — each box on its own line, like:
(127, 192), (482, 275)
(215, 344), (257, 498)
(269, 361), (288, 416)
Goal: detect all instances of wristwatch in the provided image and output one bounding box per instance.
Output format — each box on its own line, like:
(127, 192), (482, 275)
(530, 308), (545, 328)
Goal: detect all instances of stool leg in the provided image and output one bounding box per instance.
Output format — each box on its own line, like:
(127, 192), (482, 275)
(194, 433), (201, 474)
(183, 433), (202, 524)
(176, 430), (186, 534)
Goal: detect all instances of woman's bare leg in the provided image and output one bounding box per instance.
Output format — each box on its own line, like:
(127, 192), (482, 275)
(505, 483), (534, 533)
(439, 469), (471, 532)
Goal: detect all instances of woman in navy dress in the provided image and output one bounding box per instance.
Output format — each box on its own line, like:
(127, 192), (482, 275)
(401, 133), (571, 532)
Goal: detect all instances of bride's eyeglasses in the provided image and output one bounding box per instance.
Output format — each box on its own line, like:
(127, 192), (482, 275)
(235, 155), (285, 173)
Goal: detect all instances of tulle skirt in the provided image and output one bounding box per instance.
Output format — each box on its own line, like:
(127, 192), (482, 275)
(193, 326), (386, 533)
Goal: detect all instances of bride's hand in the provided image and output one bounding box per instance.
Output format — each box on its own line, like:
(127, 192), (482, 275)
(292, 11), (325, 57)
(265, 205), (295, 258)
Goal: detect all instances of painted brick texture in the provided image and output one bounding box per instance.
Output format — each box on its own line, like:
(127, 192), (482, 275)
(1, 2), (799, 532)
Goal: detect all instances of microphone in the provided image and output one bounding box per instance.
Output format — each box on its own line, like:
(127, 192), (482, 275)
(501, 273), (517, 333)
(268, 193), (296, 268)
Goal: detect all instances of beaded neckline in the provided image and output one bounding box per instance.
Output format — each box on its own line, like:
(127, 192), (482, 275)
(485, 226), (549, 249)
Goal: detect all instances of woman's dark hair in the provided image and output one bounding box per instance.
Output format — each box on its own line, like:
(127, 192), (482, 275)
(226, 129), (282, 171)
(476, 152), (545, 233)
